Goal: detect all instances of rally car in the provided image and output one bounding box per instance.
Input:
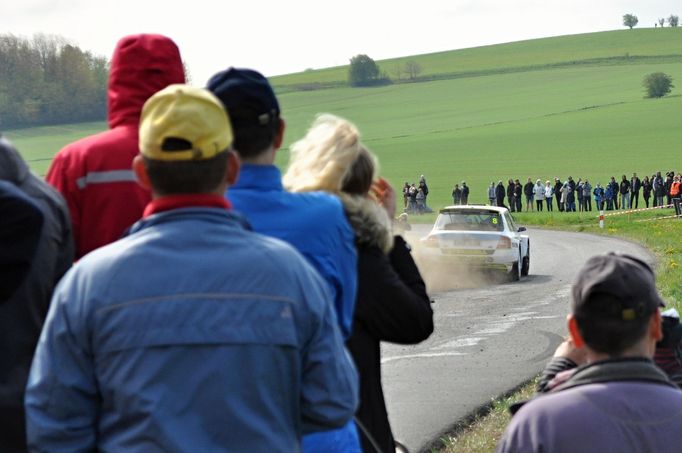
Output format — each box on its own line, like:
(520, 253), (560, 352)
(420, 205), (530, 281)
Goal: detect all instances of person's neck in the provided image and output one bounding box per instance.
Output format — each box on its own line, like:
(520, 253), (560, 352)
(584, 342), (654, 364)
(241, 147), (276, 165)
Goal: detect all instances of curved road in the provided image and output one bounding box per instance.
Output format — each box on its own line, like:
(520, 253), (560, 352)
(383, 226), (652, 452)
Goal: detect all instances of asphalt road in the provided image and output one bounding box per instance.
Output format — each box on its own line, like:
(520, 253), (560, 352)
(382, 225), (652, 452)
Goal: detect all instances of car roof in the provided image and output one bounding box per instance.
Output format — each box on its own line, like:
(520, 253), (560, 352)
(439, 205), (509, 214)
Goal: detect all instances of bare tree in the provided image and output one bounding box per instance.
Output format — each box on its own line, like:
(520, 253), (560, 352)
(658, 18), (666, 27)
(404, 60), (422, 80)
(393, 62), (403, 81)
(668, 15), (679, 27)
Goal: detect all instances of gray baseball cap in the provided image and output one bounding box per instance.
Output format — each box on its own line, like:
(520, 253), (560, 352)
(572, 253), (665, 321)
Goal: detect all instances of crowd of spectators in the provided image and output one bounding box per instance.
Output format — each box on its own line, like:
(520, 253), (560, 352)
(2, 34), (433, 452)
(480, 172), (681, 213)
(403, 175), (434, 214)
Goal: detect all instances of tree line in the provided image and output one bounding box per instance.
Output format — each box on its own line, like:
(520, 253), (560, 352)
(0, 34), (108, 129)
(623, 13), (679, 29)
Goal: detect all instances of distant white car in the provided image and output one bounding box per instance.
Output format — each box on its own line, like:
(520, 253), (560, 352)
(420, 205), (530, 281)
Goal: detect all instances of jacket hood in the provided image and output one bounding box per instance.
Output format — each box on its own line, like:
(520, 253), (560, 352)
(0, 136), (30, 185)
(108, 34), (185, 128)
(340, 193), (393, 254)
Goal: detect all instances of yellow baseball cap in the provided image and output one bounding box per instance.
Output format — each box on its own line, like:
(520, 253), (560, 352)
(139, 84), (233, 161)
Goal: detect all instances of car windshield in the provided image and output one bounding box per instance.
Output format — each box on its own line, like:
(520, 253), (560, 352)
(434, 211), (504, 232)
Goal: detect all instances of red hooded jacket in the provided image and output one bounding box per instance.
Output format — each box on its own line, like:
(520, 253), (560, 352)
(46, 34), (185, 259)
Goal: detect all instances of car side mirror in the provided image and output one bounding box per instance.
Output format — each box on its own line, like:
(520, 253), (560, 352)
(517, 226), (526, 232)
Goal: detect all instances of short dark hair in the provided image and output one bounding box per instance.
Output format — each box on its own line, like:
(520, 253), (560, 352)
(143, 151), (228, 196)
(575, 294), (651, 356)
(342, 149), (374, 195)
(228, 105), (281, 159)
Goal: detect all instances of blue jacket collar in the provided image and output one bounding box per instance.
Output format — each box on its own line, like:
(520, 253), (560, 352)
(231, 164), (283, 191)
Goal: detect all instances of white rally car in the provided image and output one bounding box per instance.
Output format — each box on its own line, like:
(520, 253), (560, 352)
(420, 205), (530, 281)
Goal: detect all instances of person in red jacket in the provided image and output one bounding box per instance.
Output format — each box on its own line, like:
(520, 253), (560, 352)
(46, 34), (185, 259)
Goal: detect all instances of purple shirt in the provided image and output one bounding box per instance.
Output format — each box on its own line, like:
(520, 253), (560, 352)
(498, 382), (682, 453)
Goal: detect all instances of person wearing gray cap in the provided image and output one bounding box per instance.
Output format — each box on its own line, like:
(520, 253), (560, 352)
(498, 253), (682, 453)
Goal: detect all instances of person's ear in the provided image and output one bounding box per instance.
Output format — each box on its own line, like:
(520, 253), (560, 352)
(273, 118), (286, 150)
(133, 155), (152, 191)
(567, 314), (585, 349)
(651, 309), (663, 342)
(226, 150), (241, 186)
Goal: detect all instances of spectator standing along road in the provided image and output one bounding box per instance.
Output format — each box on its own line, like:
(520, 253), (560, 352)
(544, 180), (554, 211)
(26, 86), (358, 452)
(496, 180), (506, 208)
(514, 179), (523, 212)
(284, 114), (433, 453)
(553, 178), (563, 212)
(619, 175), (631, 210)
(208, 67), (360, 452)
(487, 182), (495, 206)
(461, 182), (470, 205)
(631, 173), (641, 209)
(0, 137), (74, 452)
(498, 253), (682, 453)
(506, 179), (515, 211)
(582, 180), (592, 212)
(524, 178), (534, 212)
(593, 183), (604, 211)
(533, 179), (544, 211)
(642, 176), (652, 208)
(608, 177), (619, 210)
(46, 34), (185, 259)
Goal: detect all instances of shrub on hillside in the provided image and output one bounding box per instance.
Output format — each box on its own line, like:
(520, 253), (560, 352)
(348, 54), (390, 87)
(643, 72), (674, 98)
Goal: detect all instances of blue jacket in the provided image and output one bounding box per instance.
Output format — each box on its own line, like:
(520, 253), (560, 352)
(229, 165), (360, 452)
(25, 207), (358, 452)
(229, 165), (357, 339)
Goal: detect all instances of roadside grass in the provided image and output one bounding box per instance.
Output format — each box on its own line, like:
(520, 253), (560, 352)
(433, 209), (682, 452)
(437, 379), (537, 453)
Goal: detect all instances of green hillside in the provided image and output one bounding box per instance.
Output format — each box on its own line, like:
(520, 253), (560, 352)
(271, 28), (682, 90)
(5, 28), (682, 213)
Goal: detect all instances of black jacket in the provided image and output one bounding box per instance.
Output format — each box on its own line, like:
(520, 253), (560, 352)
(0, 137), (74, 451)
(0, 181), (43, 301)
(506, 183), (515, 198)
(346, 234), (433, 453)
(496, 183), (506, 201)
(619, 180), (631, 195)
(523, 182), (534, 197)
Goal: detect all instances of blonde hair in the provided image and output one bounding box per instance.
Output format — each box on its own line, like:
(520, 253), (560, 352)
(283, 114), (377, 193)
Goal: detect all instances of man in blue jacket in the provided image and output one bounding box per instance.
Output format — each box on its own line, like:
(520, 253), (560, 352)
(25, 85), (358, 452)
(207, 68), (360, 452)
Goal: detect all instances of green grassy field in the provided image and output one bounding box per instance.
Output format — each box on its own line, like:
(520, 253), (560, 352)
(270, 29), (682, 88)
(4, 122), (106, 176)
(5, 28), (681, 210)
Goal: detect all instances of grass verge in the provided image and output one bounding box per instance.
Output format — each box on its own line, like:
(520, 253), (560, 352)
(437, 379), (538, 453)
(431, 208), (681, 452)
